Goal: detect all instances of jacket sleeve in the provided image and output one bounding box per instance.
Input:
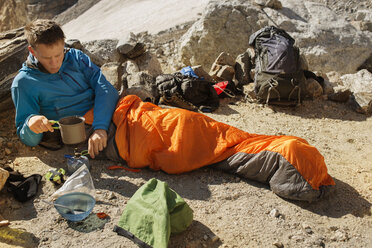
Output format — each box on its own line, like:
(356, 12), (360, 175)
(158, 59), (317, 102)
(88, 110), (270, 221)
(11, 79), (43, 147)
(76, 50), (119, 131)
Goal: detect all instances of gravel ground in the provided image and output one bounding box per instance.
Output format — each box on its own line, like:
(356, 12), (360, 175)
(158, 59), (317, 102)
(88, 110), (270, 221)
(0, 96), (371, 248)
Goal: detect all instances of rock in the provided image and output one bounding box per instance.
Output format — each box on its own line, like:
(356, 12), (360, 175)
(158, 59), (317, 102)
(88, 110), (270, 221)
(0, 0), (28, 32)
(179, 1), (262, 71)
(133, 52), (163, 77)
(191, 65), (214, 82)
(82, 39), (121, 66)
(352, 10), (372, 32)
(217, 65), (235, 82)
(210, 52), (236, 82)
(269, 209), (280, 218)
(272, 241), (284, 248)
(328, 85), (352, 102)
(101, 62), (123, 90)
(116, 32), (146, 59)
(108, 192), (116, 200)
(65, 39), (84, 50)
(214, 52), (235, 67)
(255, 0), (282, 10)
(0, 167), (9, 191)
(0, 27), (28, 112)
(26, 0), (78, 21)
(211, 235), (220, 243)
(0, 0), (77, 32)
(54, 0), (102, 26)
(122, 87), (156, 103)
(234, 50), (253, 85)
(125, 72), (159, 101)
(340, 69), (372, 114)
(4, 148), (11, 155)
(305, 78), (323, 99)
(178, 0), (372, 74)
(266, 0), (283, 10)
(331, 230), (348, 242)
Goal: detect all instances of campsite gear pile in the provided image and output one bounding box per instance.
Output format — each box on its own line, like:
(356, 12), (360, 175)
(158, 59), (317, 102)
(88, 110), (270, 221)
(248, 26), (307, 105)
(114, 178), (193, 248)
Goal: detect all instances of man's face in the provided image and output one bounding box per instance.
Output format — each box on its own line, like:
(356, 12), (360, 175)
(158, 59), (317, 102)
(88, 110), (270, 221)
(28, 40), (65, 74)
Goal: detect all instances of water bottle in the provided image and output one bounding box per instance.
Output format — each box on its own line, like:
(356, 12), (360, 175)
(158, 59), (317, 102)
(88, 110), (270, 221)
(65, 150), (90, 175)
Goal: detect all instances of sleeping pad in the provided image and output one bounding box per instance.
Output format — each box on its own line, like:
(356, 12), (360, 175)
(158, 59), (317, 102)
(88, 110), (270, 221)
(86, 95), (335, 201)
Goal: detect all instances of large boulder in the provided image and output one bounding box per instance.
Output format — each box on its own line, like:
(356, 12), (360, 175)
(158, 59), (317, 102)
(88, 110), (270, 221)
(0, 0), (78, 32)
(178, 0), (372, 75)
(0, 0), (28, 32)
(340, 69), (372, 114)
(0, 28), (28, 112)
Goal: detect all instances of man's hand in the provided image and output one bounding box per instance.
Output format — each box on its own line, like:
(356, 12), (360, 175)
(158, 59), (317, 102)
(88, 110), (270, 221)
(28, 115), (54, 134)
(88, 129), (107, 159)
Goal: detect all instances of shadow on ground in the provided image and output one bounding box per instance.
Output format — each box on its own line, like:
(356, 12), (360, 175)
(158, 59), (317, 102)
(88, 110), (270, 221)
(293, 178), (371, 218)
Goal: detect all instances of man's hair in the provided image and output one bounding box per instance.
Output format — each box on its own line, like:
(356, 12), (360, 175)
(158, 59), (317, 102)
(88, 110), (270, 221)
(24, 19), (65, 47)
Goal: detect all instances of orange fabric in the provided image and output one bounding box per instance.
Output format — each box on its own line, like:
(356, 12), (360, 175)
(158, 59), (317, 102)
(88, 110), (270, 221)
(83, 108), (94, 125)
(88, 95), (335, 190)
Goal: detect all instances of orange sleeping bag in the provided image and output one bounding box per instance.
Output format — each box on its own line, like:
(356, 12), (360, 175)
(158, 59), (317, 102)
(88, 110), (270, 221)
(107, 96), (334, 191)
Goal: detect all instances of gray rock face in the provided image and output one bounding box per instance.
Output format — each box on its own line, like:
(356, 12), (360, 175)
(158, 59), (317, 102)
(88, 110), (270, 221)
(26, 0), (78, 20)
(178, 0), (372, 75)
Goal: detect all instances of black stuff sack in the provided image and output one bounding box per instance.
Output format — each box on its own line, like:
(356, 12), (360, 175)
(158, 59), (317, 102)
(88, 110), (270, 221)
(5, 167), (42, 202)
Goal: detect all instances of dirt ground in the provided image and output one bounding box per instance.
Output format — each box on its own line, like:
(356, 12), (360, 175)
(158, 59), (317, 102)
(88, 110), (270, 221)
(0, 95), (371, 248)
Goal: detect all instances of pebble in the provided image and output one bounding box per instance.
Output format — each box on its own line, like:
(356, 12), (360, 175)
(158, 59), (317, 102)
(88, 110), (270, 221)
(331, 230), (348, 241)
(329, 225), (338, 231)
(211, 235), (220, 243)
(4, 148), (11, 155)
(273, 241), (284, 248)
(108, 192), (117, 200)
(269, 209), (280, 218)
(203, 234), (208, 241)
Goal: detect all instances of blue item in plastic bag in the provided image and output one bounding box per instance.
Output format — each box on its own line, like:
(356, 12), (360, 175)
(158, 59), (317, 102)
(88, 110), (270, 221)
(180, 66), (199, 78)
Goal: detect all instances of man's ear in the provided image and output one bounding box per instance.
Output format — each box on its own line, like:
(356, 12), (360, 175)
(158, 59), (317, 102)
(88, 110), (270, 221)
(28, 46), (36, 56)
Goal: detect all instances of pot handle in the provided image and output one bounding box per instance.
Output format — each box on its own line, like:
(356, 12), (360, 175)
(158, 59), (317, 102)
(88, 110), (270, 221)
(49, 120), (60, 130)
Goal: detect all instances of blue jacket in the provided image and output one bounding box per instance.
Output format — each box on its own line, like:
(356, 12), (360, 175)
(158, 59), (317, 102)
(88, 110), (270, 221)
(11, 48), (119, 147)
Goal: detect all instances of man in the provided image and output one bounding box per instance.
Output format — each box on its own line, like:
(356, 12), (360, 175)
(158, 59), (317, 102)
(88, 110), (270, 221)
(11, 19), (119, 159)
(12, 19), (335, 202)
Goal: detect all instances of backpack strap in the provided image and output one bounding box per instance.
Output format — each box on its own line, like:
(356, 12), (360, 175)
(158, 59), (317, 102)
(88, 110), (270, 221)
(265, 78), (280, 104)
(287, 78), (301, 104)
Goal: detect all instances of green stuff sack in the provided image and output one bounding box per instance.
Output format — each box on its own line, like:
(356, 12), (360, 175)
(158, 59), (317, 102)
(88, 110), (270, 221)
(113, 178), (193, 248)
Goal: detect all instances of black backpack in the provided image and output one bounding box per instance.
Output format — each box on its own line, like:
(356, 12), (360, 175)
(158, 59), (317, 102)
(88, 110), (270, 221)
(156, 73), (220, 112)
(249, 26), (306, 105)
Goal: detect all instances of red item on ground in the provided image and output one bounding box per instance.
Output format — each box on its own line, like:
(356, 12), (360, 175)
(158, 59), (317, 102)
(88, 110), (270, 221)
(107, 165), (141, 173)
(96, 212), (109, 219)
(213, 81), (229, 95)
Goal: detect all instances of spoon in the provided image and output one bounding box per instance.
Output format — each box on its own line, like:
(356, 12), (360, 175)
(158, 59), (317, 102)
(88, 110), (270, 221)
(41, 199), (85, 214)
